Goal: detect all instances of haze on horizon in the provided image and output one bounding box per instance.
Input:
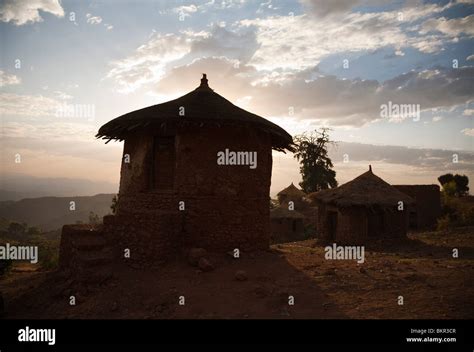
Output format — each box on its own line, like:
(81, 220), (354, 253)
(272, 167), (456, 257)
(0, 0), (473, 199)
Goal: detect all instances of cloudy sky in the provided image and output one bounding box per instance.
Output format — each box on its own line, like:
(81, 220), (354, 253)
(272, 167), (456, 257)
(0, 0), (473, 198)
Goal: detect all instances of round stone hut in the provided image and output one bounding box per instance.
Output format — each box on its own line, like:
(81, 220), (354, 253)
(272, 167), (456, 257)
(309, 166), (414, 244)
(276, 182), (318, 230)
(270, 206), (305, 244)
(277, 182), (306, 208)
(96, 74), (293, 260)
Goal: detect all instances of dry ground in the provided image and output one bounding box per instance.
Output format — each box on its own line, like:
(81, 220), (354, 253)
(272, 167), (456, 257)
(1, 227), (473, 319)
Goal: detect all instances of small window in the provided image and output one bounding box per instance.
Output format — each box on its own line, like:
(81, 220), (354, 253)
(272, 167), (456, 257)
(152, 136), (175, 189)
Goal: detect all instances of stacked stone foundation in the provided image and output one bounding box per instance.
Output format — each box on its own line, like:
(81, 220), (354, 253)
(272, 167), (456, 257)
(111, 194), (269, 263)
(59, 224), (114, 282)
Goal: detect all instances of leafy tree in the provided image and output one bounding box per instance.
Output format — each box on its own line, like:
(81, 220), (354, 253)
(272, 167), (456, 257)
(7, 222), (27, 238)
(438, 173), (454, 187)
(453, 174), (469, 196)
(442, 180), (457, 197)
(88, 211), (100, 225)
(0, 218), (10, 232)
(438, 173), (469, 196)
(27, 226), (41, 238)
(293, 128), (338, 193)
(0, 260), (13, 276)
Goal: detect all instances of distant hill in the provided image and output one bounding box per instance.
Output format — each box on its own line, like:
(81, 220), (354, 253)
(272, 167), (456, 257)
(0, 194), (115, 231)
(0, 173), (118, 201)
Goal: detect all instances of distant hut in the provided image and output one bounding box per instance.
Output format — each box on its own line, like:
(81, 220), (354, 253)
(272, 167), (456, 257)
(93, 74), (293, 261)
(270, 206), (305, 244)
(277, 183), (307, 209)
(276, 182), (317, 232)
(309, 166), (414, 244)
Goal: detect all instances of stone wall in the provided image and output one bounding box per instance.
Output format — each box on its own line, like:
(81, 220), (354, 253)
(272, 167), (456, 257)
(112, 124), (273, 262)
(59, 224), (114, 282)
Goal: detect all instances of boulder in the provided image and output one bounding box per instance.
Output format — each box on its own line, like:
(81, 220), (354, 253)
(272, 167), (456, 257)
(187, 248), (207, 266)
(254, 285), (268, 298)
(198, 257), (214, 272)
(235, 270), (248, 281)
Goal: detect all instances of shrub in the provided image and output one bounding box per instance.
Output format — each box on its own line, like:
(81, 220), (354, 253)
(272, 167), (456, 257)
(0, 260), (13, 276)
(439, 194), (474, 229)
(436, 214), (451, 231)
(303, 224), (316, 239)
(36, 239), (60, 270)
(40, 250), (59, 270)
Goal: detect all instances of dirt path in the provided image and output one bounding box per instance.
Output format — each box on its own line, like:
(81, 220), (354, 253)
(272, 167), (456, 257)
(1, 228), (473, 319)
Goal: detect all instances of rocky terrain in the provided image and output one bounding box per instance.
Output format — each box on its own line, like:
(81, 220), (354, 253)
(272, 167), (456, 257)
(1, 227), (473, 319)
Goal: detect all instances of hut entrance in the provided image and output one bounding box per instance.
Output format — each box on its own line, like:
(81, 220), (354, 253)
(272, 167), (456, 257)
(327, 211), (338, 240)
(152, 136), (175, 190)
(409, 210), (417, 229)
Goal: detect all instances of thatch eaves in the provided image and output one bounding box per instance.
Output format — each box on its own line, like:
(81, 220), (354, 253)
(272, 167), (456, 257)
(277, 183), (306, 198)
(96, 74), (294, 152)
(308, 167), (415, 209)
(270, 206), (305, 219)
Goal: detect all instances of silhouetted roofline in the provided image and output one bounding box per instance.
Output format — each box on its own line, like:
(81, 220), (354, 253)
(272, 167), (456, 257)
(308, 167), (415, 208)
(97, 74), (294, 152)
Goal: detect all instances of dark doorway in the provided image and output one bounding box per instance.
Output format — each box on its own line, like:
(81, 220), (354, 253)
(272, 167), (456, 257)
(152, 136), (175, 189)
(327, 211), (338, 240)
(409, 210), (417, 229)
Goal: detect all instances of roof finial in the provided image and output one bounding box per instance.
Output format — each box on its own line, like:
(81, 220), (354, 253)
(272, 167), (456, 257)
(200, 73), (208, 87)
(369, 164), (372, 172)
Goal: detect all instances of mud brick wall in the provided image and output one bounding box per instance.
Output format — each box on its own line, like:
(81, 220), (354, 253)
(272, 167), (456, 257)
(394, 185), (441, 229)
(300, 206), (318, 229)
(333, 207), (367, 244)
(278, 196), (307, 210)
(279, 197), (316, 230)
(381, 210), (409, 238)
(270, 218), (305, 244)
(316, 205), (408, 245)
(113, 125), (273, 260)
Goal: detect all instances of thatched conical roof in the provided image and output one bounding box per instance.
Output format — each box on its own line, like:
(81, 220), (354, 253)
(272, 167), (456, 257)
(308, 166), (414, 208)
(277, 183), (306, 198)
(96, 74), (294, 152)
(270, 206), (305, 219)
